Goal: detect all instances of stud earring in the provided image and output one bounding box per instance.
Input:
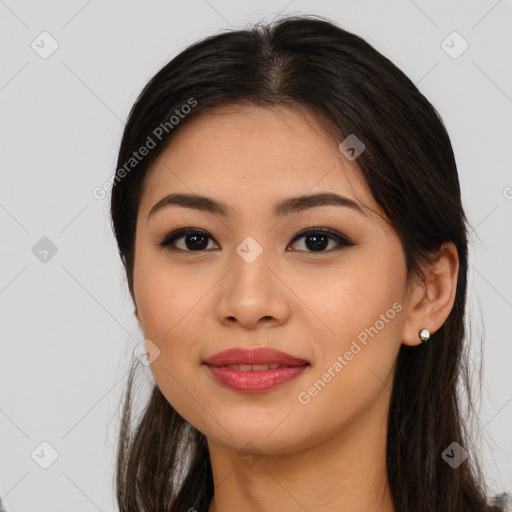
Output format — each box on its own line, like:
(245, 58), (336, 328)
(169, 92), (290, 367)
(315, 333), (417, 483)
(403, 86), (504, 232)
(419, 328), (430, 343)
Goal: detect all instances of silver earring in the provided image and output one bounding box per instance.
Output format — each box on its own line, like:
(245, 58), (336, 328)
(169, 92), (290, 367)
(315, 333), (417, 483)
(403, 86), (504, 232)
(419, 328), (430, 343)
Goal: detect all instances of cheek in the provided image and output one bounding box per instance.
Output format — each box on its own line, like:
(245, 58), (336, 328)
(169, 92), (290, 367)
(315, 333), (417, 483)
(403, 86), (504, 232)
(133, 258), (210, 421)
(134, 247), (205, 341)
(300, 252), (405, 342)
(294, 275), (403, 443)
(299, 251), (405, 397)
(133, 259), (212, 421)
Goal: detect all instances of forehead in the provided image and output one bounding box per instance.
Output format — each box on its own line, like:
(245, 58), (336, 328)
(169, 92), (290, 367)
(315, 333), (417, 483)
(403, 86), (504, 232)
(139, 103), (376, 216)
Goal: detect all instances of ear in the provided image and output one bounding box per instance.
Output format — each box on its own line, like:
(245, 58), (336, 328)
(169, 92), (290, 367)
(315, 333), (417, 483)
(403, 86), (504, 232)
(400, 241), (459, 346)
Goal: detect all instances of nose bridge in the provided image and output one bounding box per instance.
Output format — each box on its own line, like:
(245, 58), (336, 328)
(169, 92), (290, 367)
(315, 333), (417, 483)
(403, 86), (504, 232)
(229, 234), (273, 302)
(215, 234), (288, 327)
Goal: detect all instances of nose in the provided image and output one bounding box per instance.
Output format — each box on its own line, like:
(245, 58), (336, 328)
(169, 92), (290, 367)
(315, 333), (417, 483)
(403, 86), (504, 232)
(215, 246), (291, 330)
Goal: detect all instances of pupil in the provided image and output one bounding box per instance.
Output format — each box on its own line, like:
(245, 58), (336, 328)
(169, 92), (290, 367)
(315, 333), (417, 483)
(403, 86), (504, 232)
(306, 234), (328, 251)
(186, 234), (208, 250)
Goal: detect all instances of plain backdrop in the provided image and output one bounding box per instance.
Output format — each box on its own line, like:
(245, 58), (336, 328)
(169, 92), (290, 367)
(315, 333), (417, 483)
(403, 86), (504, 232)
(1, 1), (511, 510)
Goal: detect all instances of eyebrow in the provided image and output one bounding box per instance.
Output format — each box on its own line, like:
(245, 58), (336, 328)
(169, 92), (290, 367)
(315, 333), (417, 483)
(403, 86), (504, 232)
(147, 192), (369, 223)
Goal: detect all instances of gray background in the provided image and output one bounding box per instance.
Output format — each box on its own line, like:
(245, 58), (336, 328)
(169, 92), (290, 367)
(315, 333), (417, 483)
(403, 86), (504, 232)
(1, 1), (511, 510)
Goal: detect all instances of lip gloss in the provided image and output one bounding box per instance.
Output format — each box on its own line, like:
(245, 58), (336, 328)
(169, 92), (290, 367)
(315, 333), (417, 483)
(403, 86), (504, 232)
(204, 364), (308, 393)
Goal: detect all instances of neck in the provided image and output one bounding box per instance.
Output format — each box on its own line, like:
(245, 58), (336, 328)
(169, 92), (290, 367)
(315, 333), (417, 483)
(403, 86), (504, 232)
(206, 385), (394, 512)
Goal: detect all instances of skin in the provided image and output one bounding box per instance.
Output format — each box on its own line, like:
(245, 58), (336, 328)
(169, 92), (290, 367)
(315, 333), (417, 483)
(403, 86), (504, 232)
(132, 104), (459, 512)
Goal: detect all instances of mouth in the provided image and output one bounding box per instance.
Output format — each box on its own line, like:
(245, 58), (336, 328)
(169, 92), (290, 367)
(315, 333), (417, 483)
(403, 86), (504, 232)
(202, 347), (310, 393)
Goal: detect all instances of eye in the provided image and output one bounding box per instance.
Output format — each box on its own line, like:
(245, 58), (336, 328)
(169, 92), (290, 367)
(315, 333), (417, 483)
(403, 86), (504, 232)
(158, 228), (219, 252)
(287, 228), (354, 253)
(157, 227), (354, 253)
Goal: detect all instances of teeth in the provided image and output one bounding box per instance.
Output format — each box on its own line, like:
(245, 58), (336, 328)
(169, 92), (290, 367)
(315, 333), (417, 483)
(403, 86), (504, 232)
(224, 363), (282, 371)
(253, 364), (270, 370)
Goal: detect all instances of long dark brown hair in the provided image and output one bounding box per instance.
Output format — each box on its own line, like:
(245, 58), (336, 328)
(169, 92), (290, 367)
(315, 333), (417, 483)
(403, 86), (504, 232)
(109, 14), (505, 512)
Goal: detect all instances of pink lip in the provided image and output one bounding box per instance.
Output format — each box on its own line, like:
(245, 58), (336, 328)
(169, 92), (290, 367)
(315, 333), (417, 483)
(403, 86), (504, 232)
(203, 347), (309, 367)
(205, 365), (308, 393)
(203, 347), (310, 393)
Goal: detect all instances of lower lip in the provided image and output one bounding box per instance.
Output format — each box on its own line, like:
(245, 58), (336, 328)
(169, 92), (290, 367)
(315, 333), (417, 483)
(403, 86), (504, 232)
(204, 364), (309, 393)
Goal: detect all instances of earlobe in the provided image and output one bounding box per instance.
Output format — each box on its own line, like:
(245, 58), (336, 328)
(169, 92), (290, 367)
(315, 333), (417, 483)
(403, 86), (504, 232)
(401, 241), (459, 347)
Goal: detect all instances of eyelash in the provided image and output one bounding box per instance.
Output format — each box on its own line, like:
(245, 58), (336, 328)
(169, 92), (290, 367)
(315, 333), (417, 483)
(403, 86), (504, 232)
(157, 227), (354, 254)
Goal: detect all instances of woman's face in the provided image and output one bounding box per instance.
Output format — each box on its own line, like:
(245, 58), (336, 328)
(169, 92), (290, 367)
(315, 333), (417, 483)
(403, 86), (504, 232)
(133, 104), (411, 454)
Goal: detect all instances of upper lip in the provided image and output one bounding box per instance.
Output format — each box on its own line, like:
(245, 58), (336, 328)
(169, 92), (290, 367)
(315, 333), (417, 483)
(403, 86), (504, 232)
(203, 347), (310, 367)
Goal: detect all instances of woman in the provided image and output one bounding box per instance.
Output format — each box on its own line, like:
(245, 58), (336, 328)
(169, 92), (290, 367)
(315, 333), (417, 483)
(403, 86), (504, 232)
(109, 14), (509, 511)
